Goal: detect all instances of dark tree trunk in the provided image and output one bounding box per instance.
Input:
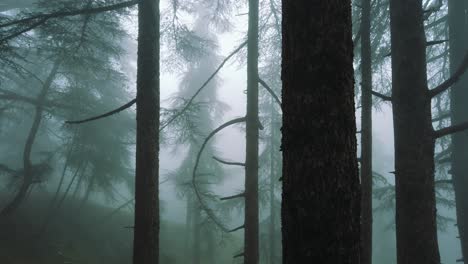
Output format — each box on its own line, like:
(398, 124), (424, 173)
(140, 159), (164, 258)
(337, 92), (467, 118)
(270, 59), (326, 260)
(449, 0), (468, 260)
(360, 0), (373, 263)
(389, 1), (440, 263)
(269, 106), (277, 264)
(192, 205), (201, 264)
(1, 61), (60, 216)
(132, 0), (160, 263)
(245, 0), (259, 263)
(281, 1), (360, 263)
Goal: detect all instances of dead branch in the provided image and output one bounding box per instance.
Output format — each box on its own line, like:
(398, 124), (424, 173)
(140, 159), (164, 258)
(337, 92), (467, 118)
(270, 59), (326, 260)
(258, 77), (281, 108)
(371, 90), (392, 101)
(434, 121), (468, 139)
(213, 156), (245, 167)
(220, 192), (245, 201)
(229, 224), (245, 233)
(65, 99), (136, 124)
(430, 50), (468, 98)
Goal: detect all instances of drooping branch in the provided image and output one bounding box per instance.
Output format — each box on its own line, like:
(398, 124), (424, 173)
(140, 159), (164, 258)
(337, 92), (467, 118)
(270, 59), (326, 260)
(371, 90), (392, 101)
(434, 121), (468, 139)
(192, 117), (247, 232)
(0, 17), (48, 43)
(213, 156), (245, 167)
(229, 224), (245, 233)
(234, 253), (245, 258)
(0, 0), (138, 28)
(220, 192), (245, 201)
(430, 51), (468, 98)
(258, 77), (281, 108)
(65, 99), (136, 124)
(160, 41), (248, 131)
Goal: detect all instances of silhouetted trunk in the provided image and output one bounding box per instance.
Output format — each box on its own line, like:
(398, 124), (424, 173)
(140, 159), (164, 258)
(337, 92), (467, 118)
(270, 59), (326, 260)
(449, 0), (468, 261)
(1, 60), (60, 216)
(269, 106), (277, 264)
(360, 0), (373, 263)
(185, 196), (193, 258)
(281, 1), (360, 263)
(389, 1), (440, 263)
(245, 0), (259, 263)
(132, 0), (160, 263)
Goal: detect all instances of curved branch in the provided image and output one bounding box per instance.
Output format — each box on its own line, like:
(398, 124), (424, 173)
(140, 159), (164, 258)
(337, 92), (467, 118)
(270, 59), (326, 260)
(160, 41), (247, 131)
(65, 99), (136, 124)
(220, 192), (245, 201)
(430, 50), (468, 98)
(229, 224), (245, 233)
(258, 77), (281, 108)
(192, 117), (247, 232)
(213, 156), (245, 167)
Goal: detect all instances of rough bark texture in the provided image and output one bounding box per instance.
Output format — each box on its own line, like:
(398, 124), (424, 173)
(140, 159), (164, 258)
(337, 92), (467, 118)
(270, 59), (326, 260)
(449, 0), (468, 261)
(245, 0), (259, 263)
(281, 1), (360, 263)
(389, 1), (440, 263)
(360, 0), (373, 263)
(1, 61), (60, 216)
(132, 0), (160, 263)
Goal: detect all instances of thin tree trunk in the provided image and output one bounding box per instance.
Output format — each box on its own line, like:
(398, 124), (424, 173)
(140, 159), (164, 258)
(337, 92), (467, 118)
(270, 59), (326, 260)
(245, 0), (259, 263)
(281, 1), (360, 263)
(185, 195), (193, 260)
(360, 0), (373, 263)
(1, 60), (60, 216)
(449, 0), (468, 260)
(389, 1), (440, 263)
(192, 204), (201, 264)
(132, 0), (160, 263)
(269, 104), (276, 264)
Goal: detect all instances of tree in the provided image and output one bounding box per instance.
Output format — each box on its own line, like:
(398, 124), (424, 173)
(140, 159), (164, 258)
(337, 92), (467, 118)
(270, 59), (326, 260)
(449, 0), (468, 261)
(281, 1), (360, 263)
(359, 0), (373, 263)
(132, 0), (160, 263)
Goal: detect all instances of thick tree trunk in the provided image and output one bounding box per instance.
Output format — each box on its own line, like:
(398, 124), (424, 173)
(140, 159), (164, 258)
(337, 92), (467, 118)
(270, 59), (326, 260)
(244, 0), (259, 263)
(132, 0), (160, 263)
(1, 61), (60, 216)
(360, 0), (373, 263)
(449, 0), (468, 261)
(389, 1), (440, 263)
(281, 1), (360, 263)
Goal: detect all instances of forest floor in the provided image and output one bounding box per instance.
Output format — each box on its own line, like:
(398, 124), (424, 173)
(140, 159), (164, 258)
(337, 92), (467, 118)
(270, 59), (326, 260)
(0, 193), (239, 264)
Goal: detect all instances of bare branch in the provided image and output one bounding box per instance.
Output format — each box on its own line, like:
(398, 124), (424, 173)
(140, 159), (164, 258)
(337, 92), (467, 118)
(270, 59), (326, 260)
(430, 51), (468, 98)
(371, 90), (392, 101)
(160, 41), (247, 131)
(229, 224), (245, 233)
(220, 192), (245, 201)
(435, 179), (453, 185)
(432, 112), (450, 122)
(192, 117), (247, 232)
(258, 77), (281, 108)
(234, 253), (245, 258)
(213, 156), (245, 167)
(65, 99), (136, 124)
(434, 121), (468, 139)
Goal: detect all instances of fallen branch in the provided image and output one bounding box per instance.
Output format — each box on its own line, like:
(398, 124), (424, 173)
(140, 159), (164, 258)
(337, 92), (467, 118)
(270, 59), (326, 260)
(65, 99), (136, 124)
(434, 121), (468, 139)
(192, 117), (247, 232)
(213, 156), (245, 167)
(258, 77), (281, 108)
(430, 50), (468, 98)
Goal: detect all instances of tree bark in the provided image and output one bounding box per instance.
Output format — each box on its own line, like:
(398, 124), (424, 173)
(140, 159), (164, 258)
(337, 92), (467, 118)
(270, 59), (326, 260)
(245, 0), (260, 263)
(389, 1), (440, 263)
(281, 1), (360, 263)
(360, 0), (373, 263)
(449, 0), (468, 260)
(0, 60), (60, 216)
(132, 0), (160, 263)
(269, 103), (277, 264)
(192, 205), (201, 264)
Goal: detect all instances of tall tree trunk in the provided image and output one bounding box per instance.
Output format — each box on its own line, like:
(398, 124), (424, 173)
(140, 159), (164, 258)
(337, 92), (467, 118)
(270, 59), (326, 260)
(132, 0), (160, 263)
(245, 0), (259, 263)
(360, 0), (373, 263)
(1, 61), (60, 216)
(269, 105), (277, 264)
(389, 1), (440, 263)
(185, 195), (193, 260)
(449, 0), (468, 260)
(281, 1), (360, 263)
